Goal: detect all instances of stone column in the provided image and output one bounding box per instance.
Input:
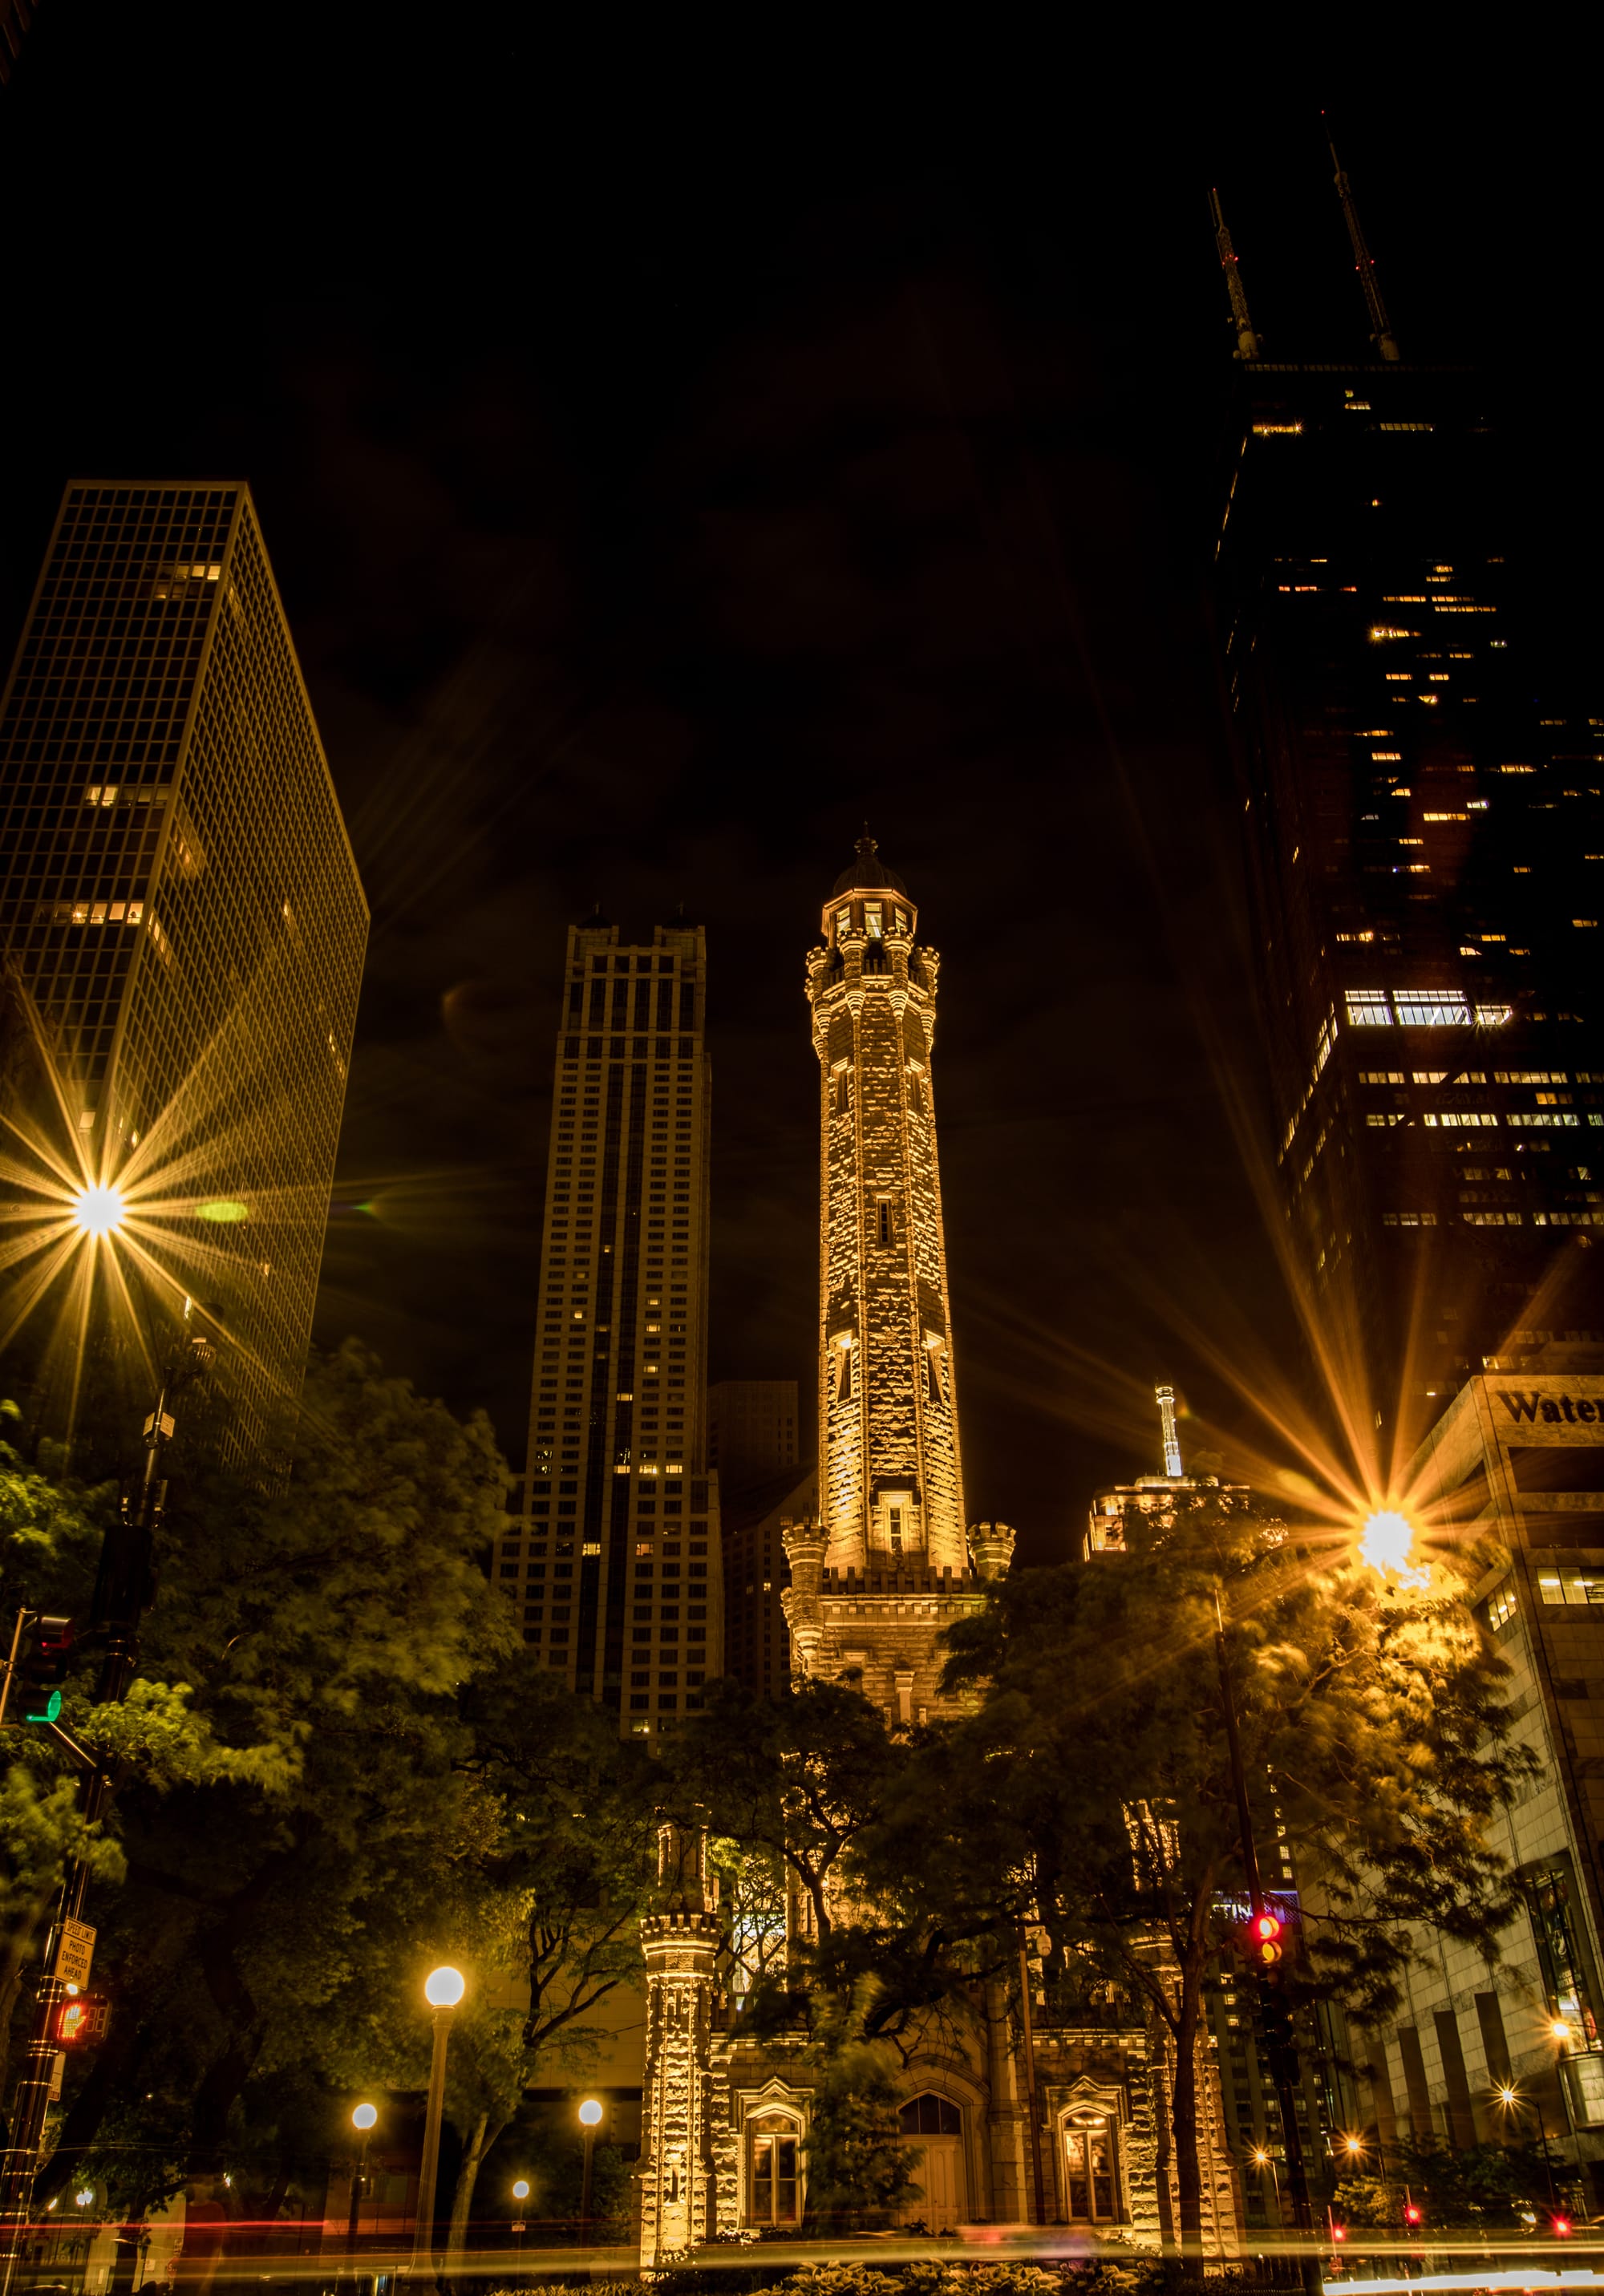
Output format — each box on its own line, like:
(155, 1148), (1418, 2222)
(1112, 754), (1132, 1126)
(638, 1809), (723, 2266)
(780, 1518), (828, 1683)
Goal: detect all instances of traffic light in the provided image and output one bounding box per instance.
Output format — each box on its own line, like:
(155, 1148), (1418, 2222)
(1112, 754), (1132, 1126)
(1553, 2216), (1573, 2238)
(16, 1616), (75, 1725)
(1246, 1908), (1284, 1967)
(1259, 1988), (1294, 2047)
(52, 1994), (109, 2047)
(1403, 2201), (1422, 2227)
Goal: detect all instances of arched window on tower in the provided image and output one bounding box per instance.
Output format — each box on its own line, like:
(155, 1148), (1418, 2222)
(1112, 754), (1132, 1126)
(836, 1339), (853, 1406)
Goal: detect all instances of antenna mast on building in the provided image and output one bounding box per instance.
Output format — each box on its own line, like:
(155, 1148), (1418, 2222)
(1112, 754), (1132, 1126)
(1156, 1384), (1184, 1478)
(1209, 188), (1262, 362)
(1326, 124), (1400, 361)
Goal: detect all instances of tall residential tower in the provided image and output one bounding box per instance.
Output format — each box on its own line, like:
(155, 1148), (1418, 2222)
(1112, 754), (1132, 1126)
(504, 913), (721, 1735)
(0, 481), (367, 1461)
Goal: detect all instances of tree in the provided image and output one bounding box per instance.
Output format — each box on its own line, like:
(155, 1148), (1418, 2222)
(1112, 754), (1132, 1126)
(434, 1662), (657, 2247)
(14, 1340), (520, 2219)
(921, 1488), (1533, 2250)
(804, 2027), (920, 2227)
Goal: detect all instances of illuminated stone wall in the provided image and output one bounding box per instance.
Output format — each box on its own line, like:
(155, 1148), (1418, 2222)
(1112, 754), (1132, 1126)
(806, 849), (966, 1573)
(638, 1816), (722, 2265)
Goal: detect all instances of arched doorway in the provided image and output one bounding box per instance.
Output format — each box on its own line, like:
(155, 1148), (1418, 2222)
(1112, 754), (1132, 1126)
(898, 2093), (966, 2230)
(1062, 2108), (1123, 2224)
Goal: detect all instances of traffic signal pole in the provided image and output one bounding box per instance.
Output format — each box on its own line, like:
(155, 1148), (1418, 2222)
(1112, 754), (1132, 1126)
(0, 1335), (211, 2282)
(1213, 1589), (1321, 2294)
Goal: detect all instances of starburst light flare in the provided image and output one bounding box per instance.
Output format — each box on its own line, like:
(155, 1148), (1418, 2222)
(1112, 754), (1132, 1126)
(1359, 1508), (1431, 1591)
(71, 1184), (126, 1240)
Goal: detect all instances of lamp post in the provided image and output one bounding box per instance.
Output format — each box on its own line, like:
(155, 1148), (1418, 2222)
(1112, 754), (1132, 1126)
(1213, 1586), (1317, 2284)
(1496, 2073), (1561, 2213)
(577, 2100), (602, 2245)
(510, 2180), (529, 2278)
(413, 1968), (465, 2289)
(346, 2103), (377, 2282)
(1253, 2144), (1282, 2232)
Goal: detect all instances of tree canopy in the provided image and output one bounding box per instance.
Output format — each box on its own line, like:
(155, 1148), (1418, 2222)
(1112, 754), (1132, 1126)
(890, 1487), (1533, 2245)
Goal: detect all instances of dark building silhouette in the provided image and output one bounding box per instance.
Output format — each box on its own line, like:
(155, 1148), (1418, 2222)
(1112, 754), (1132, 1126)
(1212, 213), (1603, 1434)
(501, 914), (722, 1736)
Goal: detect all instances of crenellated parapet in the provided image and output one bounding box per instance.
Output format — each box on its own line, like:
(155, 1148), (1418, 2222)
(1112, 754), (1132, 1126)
(968, 1521), (1018, 1581)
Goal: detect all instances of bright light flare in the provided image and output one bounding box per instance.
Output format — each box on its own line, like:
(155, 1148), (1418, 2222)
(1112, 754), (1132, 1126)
(424, 1965), (465, 2008)
(1549, 2018), (1575, 2046)
(71, 1183), (125, 1239)
(1359, 1508), (1430, 1590)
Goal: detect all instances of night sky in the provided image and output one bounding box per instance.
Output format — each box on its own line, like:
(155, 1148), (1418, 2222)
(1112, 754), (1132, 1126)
(2, 22), (1597, 1559)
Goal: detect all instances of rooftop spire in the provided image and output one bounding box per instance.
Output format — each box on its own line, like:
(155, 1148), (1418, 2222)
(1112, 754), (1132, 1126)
(1325, 123), (1400, 362)
(1209, 188), (1261, 362)
(1156, 1383), (1183, 1478)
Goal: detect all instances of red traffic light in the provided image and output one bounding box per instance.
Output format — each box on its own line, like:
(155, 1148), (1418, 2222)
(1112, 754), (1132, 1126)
(1333, 2227), (1347, 2242)
(1404, 2203), (1422, 2225)
(1248, 1909), (1284, 1966)
(52, 1995), (109, 2047)
(1553, 2217), (1573, 2238)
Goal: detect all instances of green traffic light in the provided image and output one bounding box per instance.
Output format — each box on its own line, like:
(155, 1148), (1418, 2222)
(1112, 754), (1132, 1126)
(25, 1691), (63, 1724)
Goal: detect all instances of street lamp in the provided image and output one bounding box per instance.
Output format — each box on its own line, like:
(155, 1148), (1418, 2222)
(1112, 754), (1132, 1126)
(510, 2180), (530, 2275)
(1358, 1508), (1430, 1592)
(1493, 2075), (1559, 2210)
(70, 1183), (124, 1239)
(1253, 2144), (1283, 2230)
(346, 2104), (378, 2271)
(578, 2099), (603, 2244)
(413, 1969), (465, 2289)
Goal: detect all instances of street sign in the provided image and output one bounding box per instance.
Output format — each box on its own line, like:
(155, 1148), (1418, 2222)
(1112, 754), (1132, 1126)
(53, 1918), (95, 1990)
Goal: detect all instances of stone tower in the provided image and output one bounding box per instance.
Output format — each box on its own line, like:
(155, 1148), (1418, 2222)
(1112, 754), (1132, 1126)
(786, 836), (1011, 1727)
(638, 1810), (722, 2263)
(807, 833), (966, 1568)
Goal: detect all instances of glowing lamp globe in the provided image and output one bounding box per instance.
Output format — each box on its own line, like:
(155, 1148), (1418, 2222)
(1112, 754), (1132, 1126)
(424, 1965), (465, 2008)
(71, 1184), (124, 1239)
(1550, 2019), (1574, 2046)
(578, 2098), (603, 2128)
(512, 2181), (530, 2201)
(352, 2103), (378, 2132)
(1359, 1508), (1430, 1590)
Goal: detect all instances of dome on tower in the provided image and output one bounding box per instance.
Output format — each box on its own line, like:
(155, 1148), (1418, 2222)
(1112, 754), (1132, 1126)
(832, 831), (906, 897)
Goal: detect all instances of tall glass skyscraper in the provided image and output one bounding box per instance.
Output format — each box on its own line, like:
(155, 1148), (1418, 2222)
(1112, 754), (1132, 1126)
(0, 481), (367, 1460)
(1216, 362), (1604, 1427)
(504, 913), (722, 1735)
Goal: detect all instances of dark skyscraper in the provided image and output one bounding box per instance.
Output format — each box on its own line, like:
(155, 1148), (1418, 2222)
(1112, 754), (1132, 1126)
(504, 914), (723, 1736)
(1214, 321), (1604, 1428)
(0, 481), (367, 1461)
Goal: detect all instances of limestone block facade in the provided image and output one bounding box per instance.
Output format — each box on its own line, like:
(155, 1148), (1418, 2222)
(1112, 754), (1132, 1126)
(636, 840), (1240, 2265)
(808, 836), (965, 1573)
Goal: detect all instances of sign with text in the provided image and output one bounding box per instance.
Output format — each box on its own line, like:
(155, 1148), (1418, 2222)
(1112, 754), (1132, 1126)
(52, 1918), (95, 1990)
